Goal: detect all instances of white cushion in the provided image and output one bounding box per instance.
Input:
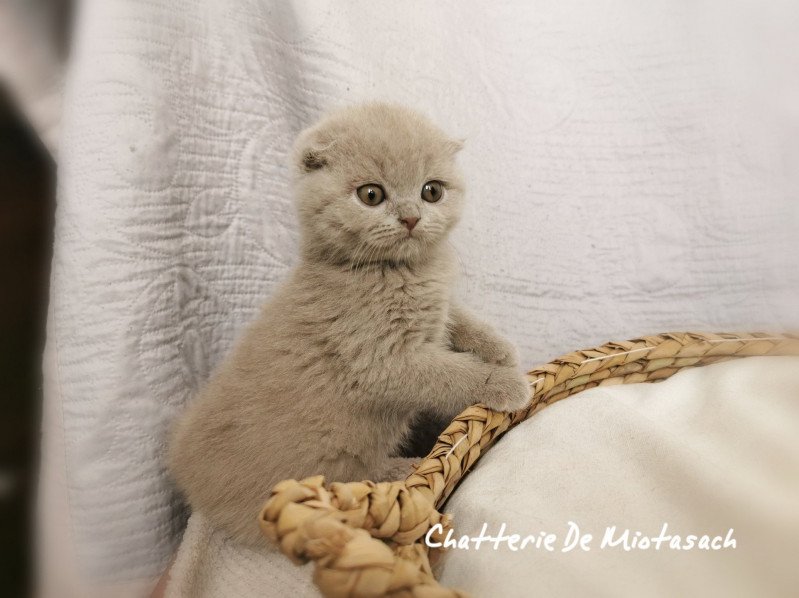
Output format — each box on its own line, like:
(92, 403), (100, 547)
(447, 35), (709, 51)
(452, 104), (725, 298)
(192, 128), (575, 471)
(438, 357), (799, 597)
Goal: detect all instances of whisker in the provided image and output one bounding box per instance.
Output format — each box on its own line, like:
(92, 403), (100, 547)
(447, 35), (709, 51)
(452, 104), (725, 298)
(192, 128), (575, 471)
(447, 240), (465, 273)
(355, 243), (373, 276)
(369, 229), (401, 243)
(357, 240), (380, 276)
(349, 239), (371, 274)
(359, 243), (379, 275)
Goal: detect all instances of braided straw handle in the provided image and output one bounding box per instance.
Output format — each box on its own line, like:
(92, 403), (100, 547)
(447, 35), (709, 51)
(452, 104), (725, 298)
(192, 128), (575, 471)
(261, 332), (798, 597)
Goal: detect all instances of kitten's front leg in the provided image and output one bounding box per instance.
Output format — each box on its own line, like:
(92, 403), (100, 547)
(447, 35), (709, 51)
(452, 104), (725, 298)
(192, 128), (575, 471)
(379, 349), (530, 415)
(447, 304), (519, 367)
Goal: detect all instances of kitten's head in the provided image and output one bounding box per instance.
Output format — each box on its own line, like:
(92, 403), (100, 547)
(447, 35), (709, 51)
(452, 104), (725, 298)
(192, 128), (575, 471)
(292, 103), (464, 266)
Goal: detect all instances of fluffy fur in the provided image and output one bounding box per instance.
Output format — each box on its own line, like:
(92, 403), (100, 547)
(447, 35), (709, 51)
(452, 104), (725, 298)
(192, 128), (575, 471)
(168, 103), (530, 546)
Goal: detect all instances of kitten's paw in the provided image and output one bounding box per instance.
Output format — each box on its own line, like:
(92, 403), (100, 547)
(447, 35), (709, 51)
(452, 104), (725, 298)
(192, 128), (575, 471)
(455, 331), (519, 367)
(480, 367), (531, 412)
(476, 338), (519, 367)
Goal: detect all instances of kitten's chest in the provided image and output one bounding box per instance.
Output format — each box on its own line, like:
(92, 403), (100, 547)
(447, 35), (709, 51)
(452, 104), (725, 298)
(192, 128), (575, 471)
(359, 265), (450, 343)
(384, 271), (445, 321)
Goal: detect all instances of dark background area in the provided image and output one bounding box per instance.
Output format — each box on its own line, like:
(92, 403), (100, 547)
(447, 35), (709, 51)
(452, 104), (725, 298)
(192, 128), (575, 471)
(0, 85), (56, 598)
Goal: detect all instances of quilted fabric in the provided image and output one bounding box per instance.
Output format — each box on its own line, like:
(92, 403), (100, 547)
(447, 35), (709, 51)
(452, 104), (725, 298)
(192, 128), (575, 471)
(40, 0), (798, 594)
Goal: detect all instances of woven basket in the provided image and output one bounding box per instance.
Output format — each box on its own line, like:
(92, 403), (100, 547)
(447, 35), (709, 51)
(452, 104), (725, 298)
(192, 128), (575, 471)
(259, 332), (797, 597)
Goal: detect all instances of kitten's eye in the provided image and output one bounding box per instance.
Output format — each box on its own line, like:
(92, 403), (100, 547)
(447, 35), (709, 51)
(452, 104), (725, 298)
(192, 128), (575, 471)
(421, 181), (444, 203)
(356, 184), (386, 206)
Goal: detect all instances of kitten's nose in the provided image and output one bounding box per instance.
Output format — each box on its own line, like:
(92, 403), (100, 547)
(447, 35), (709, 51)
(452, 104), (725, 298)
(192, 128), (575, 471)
(400, 216), (419, 231)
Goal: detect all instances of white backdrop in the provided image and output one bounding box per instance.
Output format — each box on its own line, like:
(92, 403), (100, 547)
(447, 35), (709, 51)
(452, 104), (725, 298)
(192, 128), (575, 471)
(39, 0), (798, 595)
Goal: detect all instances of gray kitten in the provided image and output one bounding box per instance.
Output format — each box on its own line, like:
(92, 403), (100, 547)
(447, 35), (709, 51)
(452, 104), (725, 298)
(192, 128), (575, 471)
(168, 103), (530, 546)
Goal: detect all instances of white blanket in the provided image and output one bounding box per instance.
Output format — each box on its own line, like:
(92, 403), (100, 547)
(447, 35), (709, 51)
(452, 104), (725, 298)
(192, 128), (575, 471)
(165, 357), (799, 598)
(438, 356), (799, 598)
(40, 0), (799, 595)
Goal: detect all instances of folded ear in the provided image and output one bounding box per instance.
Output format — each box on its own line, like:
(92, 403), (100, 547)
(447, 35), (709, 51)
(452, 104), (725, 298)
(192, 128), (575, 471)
(292, 126), (334, 172)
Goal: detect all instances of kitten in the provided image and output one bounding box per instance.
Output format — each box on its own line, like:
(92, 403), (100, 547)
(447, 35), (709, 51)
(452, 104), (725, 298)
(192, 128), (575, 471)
(168, 103), (530, 546)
